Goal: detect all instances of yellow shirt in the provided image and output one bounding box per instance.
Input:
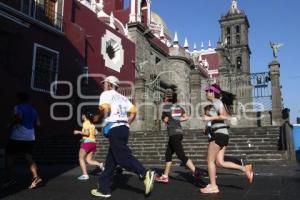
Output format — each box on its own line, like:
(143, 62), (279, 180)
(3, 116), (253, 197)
(82, 121), (96, 142)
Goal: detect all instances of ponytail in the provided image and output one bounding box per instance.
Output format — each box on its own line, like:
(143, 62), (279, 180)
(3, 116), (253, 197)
(210, 84), (235, 115)
(220, 90), (235, 115)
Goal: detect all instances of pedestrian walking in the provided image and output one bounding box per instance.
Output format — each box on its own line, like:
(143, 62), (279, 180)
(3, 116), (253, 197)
(91, 76), (155, 198)
(200, 84), (253, 194)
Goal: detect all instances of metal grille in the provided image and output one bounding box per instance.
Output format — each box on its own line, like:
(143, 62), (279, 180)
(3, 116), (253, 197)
(250, 72), (272, 111)
(20, 0), (63, 30)
(202, 72), (272, 112)
(32, 46), (59, 93)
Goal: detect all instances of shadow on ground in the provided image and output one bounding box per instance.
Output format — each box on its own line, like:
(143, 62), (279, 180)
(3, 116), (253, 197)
(0, 164), (77, 199)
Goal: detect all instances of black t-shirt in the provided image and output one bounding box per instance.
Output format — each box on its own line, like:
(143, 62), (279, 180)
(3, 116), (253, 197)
(162, 103), (185, 136)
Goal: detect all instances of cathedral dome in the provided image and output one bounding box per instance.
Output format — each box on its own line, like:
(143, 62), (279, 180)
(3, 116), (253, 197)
(150, 11), (172, 40)
(151, 12), (168, 29)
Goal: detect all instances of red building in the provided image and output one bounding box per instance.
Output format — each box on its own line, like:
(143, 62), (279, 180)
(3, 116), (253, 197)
(0, 0), (136, 143)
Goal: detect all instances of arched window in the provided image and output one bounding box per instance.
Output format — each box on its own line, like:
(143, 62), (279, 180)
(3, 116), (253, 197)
(237, 57), (242, 69)
(226, 27), (231, 35)
(124, 0), (130, 9)
(236, 35), (240, 44)
(235, 25), (240, 33)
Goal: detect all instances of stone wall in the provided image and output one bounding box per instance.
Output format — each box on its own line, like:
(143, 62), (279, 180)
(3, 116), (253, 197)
(128, 23), (169, 131)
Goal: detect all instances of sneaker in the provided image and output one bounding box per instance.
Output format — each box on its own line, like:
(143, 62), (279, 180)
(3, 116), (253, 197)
(91, 189), (111, 198)
(155, 174), (169, 183)
(92, 164), (105, 175)
(99, 163), (105, 171)
(245, 164), (253, 183)
(1, 179), (17, 189)
(77, 175), (89, 180)
(28, 177), (43, 189)
(114, 166), (123, 175)
(193, 167), (203, 179)
(143, 170), (155, 195)
(200, 184), (219, 193)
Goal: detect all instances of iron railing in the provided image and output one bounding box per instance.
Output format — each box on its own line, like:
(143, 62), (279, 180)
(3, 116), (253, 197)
(12, 1), (64, 31)
(202, 72), (272, 112)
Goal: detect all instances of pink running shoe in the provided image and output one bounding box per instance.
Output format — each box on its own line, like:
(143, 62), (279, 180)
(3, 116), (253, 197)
(155, 175), (169, 183)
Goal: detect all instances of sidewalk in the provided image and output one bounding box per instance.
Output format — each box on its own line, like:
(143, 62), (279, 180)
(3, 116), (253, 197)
(1, 163), (300, 200)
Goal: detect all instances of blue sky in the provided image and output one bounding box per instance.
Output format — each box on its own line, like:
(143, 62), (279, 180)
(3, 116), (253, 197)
(151, 0), (300, 124)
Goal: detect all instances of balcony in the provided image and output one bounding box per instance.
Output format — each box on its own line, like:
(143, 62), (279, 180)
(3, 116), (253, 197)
(0, 0), (63, 31)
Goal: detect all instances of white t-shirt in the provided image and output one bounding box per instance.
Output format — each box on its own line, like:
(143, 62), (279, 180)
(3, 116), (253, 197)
(99, 90), (136, 128)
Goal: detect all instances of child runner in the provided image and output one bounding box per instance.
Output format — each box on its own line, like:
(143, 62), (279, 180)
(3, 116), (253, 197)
(74, 110), (104, 180)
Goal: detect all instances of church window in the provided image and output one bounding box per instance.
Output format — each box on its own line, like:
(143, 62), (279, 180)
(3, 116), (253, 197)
(101, 30), (124, 72)
(237, 57), (242, 69)
(227, 36), (231, 45)
(31, 43), (59, 93)
(236, 35), (240, 44)
(226, 27), (231, 35)
(235, 25), (240, 33)
(155, 57), (161, 64)
(124, 0), (130, 9)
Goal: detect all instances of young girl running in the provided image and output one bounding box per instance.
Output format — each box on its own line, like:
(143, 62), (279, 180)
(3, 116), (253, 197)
(74, 111), (104, 180)
(155, 91), (202, 183)
(200, 84), (253, 193)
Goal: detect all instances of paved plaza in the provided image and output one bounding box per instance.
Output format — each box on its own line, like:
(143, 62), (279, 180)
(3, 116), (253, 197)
(1, 163), (300, 200)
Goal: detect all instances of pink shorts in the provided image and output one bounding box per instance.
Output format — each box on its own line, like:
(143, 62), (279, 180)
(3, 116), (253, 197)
(80, 142), (97, 153)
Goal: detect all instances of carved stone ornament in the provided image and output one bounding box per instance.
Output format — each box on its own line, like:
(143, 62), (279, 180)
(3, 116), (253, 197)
(101, 30), (124, 72)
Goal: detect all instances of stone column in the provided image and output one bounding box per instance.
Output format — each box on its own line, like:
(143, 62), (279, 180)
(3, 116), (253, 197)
(147, 0), (151, 27)
(189, 70), (203, 129)
(136, 0), (141, 22)
(269, 60), (282, 126)
(131, 76), (146, 131)
(129, 0), (136, 22)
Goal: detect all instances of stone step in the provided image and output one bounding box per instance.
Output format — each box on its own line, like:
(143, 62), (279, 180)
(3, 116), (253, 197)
(129, 133), (279, 137)
(30, 126), (286, 166)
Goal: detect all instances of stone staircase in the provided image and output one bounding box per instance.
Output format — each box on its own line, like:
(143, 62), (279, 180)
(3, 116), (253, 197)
(32, 126), (287, 167)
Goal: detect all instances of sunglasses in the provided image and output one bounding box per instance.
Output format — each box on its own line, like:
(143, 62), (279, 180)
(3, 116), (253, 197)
(206, 89), (214, 93)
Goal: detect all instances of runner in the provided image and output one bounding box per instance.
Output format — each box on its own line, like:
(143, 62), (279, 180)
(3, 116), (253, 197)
(91, 76), (155, 198)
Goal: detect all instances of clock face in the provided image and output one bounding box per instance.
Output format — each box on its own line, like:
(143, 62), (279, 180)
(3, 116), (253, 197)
(101, 30), (124, 72)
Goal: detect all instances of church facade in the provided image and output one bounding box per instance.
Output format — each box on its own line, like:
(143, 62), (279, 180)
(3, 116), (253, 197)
(0, 0), (283, 143)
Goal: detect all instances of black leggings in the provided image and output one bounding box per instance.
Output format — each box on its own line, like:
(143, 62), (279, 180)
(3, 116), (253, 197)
(165, 134), (188, 164)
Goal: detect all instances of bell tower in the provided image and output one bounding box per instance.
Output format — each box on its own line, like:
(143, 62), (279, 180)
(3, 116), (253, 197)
(129, 0), (151, 26)
(218, 0), (251, 74)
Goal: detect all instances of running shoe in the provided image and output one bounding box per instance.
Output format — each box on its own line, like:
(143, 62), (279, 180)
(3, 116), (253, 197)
(155, 174), (169, 183)
(77, 174), (89, 180)
(91, 189), (111, 198)
(28, 176), (43, 189)
(144, 170), (155, 195)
